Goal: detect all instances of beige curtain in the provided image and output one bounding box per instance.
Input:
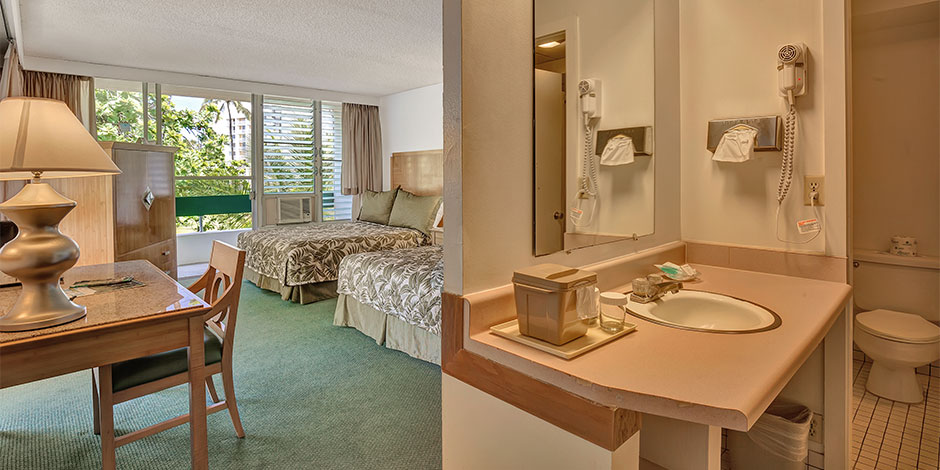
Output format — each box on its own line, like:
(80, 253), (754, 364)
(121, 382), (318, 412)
(341, 103), (383, 195)
(0, 45), (95, 133)
(0, 45), (24, 100)
(22, 71), (95, 134)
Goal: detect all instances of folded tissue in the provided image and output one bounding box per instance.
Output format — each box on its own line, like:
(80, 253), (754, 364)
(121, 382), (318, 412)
(655, 262), (700, 281)
(599, 135), (635, 166)
(712, 126), (757, 162)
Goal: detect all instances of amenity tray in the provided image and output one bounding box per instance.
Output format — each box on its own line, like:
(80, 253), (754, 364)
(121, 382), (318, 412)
(489, 319), (636, 360)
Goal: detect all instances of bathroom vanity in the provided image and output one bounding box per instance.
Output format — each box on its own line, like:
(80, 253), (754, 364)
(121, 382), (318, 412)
(442, 242), (852, 470)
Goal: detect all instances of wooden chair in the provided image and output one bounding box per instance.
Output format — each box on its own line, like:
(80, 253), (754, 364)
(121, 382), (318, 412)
(91, 241), (247, 467)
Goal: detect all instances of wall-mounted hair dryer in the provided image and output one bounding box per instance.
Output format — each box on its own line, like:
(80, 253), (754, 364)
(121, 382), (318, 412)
(578, 78), (602, 119)
(774, 42), (821, 244)
(572, 78), (602, 228)
(777, 42), (807, 106)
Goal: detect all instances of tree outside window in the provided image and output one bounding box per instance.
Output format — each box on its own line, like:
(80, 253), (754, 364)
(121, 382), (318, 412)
(96, 87), (252, 232)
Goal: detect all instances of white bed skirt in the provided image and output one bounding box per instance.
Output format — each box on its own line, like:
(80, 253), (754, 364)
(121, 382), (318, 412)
(334, 294), (441, 365)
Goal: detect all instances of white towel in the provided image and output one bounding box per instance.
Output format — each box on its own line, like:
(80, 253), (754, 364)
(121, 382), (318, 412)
(712, 127), (758, 162)
(599, 135), (635, 166)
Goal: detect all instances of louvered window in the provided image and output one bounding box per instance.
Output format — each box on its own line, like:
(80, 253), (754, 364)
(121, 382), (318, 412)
(320, 101), (353, 221)
(262, 96), (317, 194)
(262, 97), (353, 221)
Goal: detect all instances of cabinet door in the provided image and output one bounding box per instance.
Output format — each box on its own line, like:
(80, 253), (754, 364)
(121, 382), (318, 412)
(115, 239), (178, 279)
(112, 148), (176, 256)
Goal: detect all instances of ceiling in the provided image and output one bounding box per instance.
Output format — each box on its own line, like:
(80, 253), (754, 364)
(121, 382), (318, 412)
(16, 0), (442, 97)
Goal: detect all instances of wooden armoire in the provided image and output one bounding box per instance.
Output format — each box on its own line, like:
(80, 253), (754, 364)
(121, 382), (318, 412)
(40, 142), (179, 278)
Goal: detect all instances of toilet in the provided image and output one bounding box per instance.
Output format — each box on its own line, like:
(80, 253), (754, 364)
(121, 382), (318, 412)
(853, 255), (940, 403)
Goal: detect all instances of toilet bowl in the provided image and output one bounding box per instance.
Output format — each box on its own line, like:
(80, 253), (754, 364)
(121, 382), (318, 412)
(854, 309), (940, 403)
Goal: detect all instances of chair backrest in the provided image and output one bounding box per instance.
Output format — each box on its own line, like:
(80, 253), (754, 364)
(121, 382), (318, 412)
(188, 241), (246, 359)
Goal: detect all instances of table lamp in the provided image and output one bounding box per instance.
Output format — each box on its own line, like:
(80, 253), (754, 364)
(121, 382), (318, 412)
(0, 97), (121, 332)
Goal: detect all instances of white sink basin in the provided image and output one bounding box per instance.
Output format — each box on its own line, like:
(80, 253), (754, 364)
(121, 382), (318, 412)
(625, 290), (781, 333)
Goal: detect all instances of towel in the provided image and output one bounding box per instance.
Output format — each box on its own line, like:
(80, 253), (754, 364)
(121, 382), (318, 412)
(712, 127), (758, 162)
(599, 135), (635, 166)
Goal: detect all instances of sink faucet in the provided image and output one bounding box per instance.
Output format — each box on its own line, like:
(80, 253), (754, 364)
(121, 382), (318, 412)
(630, 274), (683, 304)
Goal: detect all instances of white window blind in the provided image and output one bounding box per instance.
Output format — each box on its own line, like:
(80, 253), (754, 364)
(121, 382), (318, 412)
(320, 101), (353, 220)
(262, 96), (316, 194)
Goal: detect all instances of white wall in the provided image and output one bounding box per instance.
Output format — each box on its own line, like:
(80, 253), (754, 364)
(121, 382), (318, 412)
(679, 0), (847, 256)
(378, 83), (445, 190)
(537, 0), (656, 238)
(177, 229), (248, 266)
(443, 374), (641, 470)
(444, 0), (681, 295)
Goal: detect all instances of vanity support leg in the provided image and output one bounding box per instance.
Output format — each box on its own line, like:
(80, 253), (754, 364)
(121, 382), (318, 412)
(824, 307), (851, 468)
(639, 414), (721, 470)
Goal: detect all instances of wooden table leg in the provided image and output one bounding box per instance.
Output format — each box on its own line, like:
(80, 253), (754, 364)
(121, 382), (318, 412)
(188, 316), (208, 469)
(98, 366), (116, 470)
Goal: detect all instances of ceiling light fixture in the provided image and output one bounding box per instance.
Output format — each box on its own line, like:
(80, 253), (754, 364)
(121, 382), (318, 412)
(537, 40), (564, 49)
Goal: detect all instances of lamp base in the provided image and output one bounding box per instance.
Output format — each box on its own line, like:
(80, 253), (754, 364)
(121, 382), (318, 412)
(0, 291), (86, 331)
(0, 181), (85, 332)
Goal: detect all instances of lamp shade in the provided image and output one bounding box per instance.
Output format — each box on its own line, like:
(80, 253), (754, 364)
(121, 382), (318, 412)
(0, 97), (121, 180)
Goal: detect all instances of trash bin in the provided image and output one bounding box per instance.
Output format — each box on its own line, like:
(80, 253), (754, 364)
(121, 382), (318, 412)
(727, 401), (813, 470)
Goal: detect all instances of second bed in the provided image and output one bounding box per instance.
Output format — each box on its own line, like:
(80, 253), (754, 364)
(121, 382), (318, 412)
(334, 244), (443, 364)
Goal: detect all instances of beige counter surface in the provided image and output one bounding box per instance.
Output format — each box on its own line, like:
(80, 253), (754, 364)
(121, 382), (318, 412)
(466, 264), (851, 431)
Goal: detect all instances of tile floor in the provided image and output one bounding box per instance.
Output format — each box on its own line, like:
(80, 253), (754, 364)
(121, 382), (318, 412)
(852, 357), (940, 470)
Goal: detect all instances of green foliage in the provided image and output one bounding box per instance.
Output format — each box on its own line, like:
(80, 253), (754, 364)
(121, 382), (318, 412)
(95, 90), (252, 232)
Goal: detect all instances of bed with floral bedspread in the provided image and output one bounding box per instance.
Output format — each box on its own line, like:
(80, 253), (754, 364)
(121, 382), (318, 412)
(236, 221), (429, 303)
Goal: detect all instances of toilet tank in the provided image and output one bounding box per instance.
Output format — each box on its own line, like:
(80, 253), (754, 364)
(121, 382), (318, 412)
(853, 250), (940, 322)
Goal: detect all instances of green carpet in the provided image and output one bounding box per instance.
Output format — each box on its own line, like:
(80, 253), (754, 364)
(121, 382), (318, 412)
(0, 280), (442, 469)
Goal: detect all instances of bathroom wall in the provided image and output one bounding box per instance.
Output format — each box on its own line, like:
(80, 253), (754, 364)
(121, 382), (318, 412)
(443, 0), (681, 295)
(851, 0), (939, 257)
(378, 83), (445, 191)
(679, 0), (848, 257)
(536, 0), (656, 237)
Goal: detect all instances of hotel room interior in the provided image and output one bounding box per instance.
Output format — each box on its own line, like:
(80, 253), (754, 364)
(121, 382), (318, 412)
(0, 1), (937, 469)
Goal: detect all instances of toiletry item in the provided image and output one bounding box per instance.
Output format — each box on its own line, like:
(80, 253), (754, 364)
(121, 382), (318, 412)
(712, 126), (758, 162)
(512, 264), (597, 345)
(599, 291), (629, 333)
(655, 262), (700, 281)
(890, 236), (918, 257)
(599, 135), (635, 166)
(632, 276), (653, 297)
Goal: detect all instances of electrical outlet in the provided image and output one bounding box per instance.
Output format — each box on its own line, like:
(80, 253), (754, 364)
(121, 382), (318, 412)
(804, 175), (825, 206)
(808, 413), (823, 444)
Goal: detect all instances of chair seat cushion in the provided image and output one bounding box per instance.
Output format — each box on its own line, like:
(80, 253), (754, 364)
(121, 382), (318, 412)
(111, 327), (223, 393)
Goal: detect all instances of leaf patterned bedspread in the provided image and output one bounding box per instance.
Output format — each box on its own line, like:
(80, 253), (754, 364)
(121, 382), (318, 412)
(237, 221), (429, 286)
(336, 245), (444, 335)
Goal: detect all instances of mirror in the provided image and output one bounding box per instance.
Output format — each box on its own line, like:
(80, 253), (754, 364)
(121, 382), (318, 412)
(534, 0), (655, 255)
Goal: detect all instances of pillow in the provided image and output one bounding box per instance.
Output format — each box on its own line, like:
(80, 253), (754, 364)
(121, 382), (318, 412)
(358, 187), (399, 225)
(387, 190), (442, 236)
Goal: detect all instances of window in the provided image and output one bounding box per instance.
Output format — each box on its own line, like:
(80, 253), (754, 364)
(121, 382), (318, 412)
(96, 81), (254, 233)
(262, 97), (353, 221)
(165, 90), (252, 233)
(95, 79), (145, 143)
(320, 101), (353, 221)
(262, 96), (316, 194)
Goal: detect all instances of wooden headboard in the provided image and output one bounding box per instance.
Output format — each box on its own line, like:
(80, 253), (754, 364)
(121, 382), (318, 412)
(390, 150), (443, 196)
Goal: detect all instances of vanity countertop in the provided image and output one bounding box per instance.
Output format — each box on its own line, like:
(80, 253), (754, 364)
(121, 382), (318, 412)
(465, 263), (851, 431)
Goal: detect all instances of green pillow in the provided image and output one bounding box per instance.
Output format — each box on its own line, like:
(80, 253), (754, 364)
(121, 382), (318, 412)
(358, 187), (399, 225)
(387, 190), (442, 236)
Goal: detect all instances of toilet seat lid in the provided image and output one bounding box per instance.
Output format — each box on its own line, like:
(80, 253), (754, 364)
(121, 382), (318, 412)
(856, 309), (940, 344)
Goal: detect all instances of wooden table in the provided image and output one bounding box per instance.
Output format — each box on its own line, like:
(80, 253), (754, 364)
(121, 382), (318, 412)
(0, 260), (211, 469)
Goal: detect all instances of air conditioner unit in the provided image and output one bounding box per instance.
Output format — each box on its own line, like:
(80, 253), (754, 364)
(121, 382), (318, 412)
(277, 197), (312, 224)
